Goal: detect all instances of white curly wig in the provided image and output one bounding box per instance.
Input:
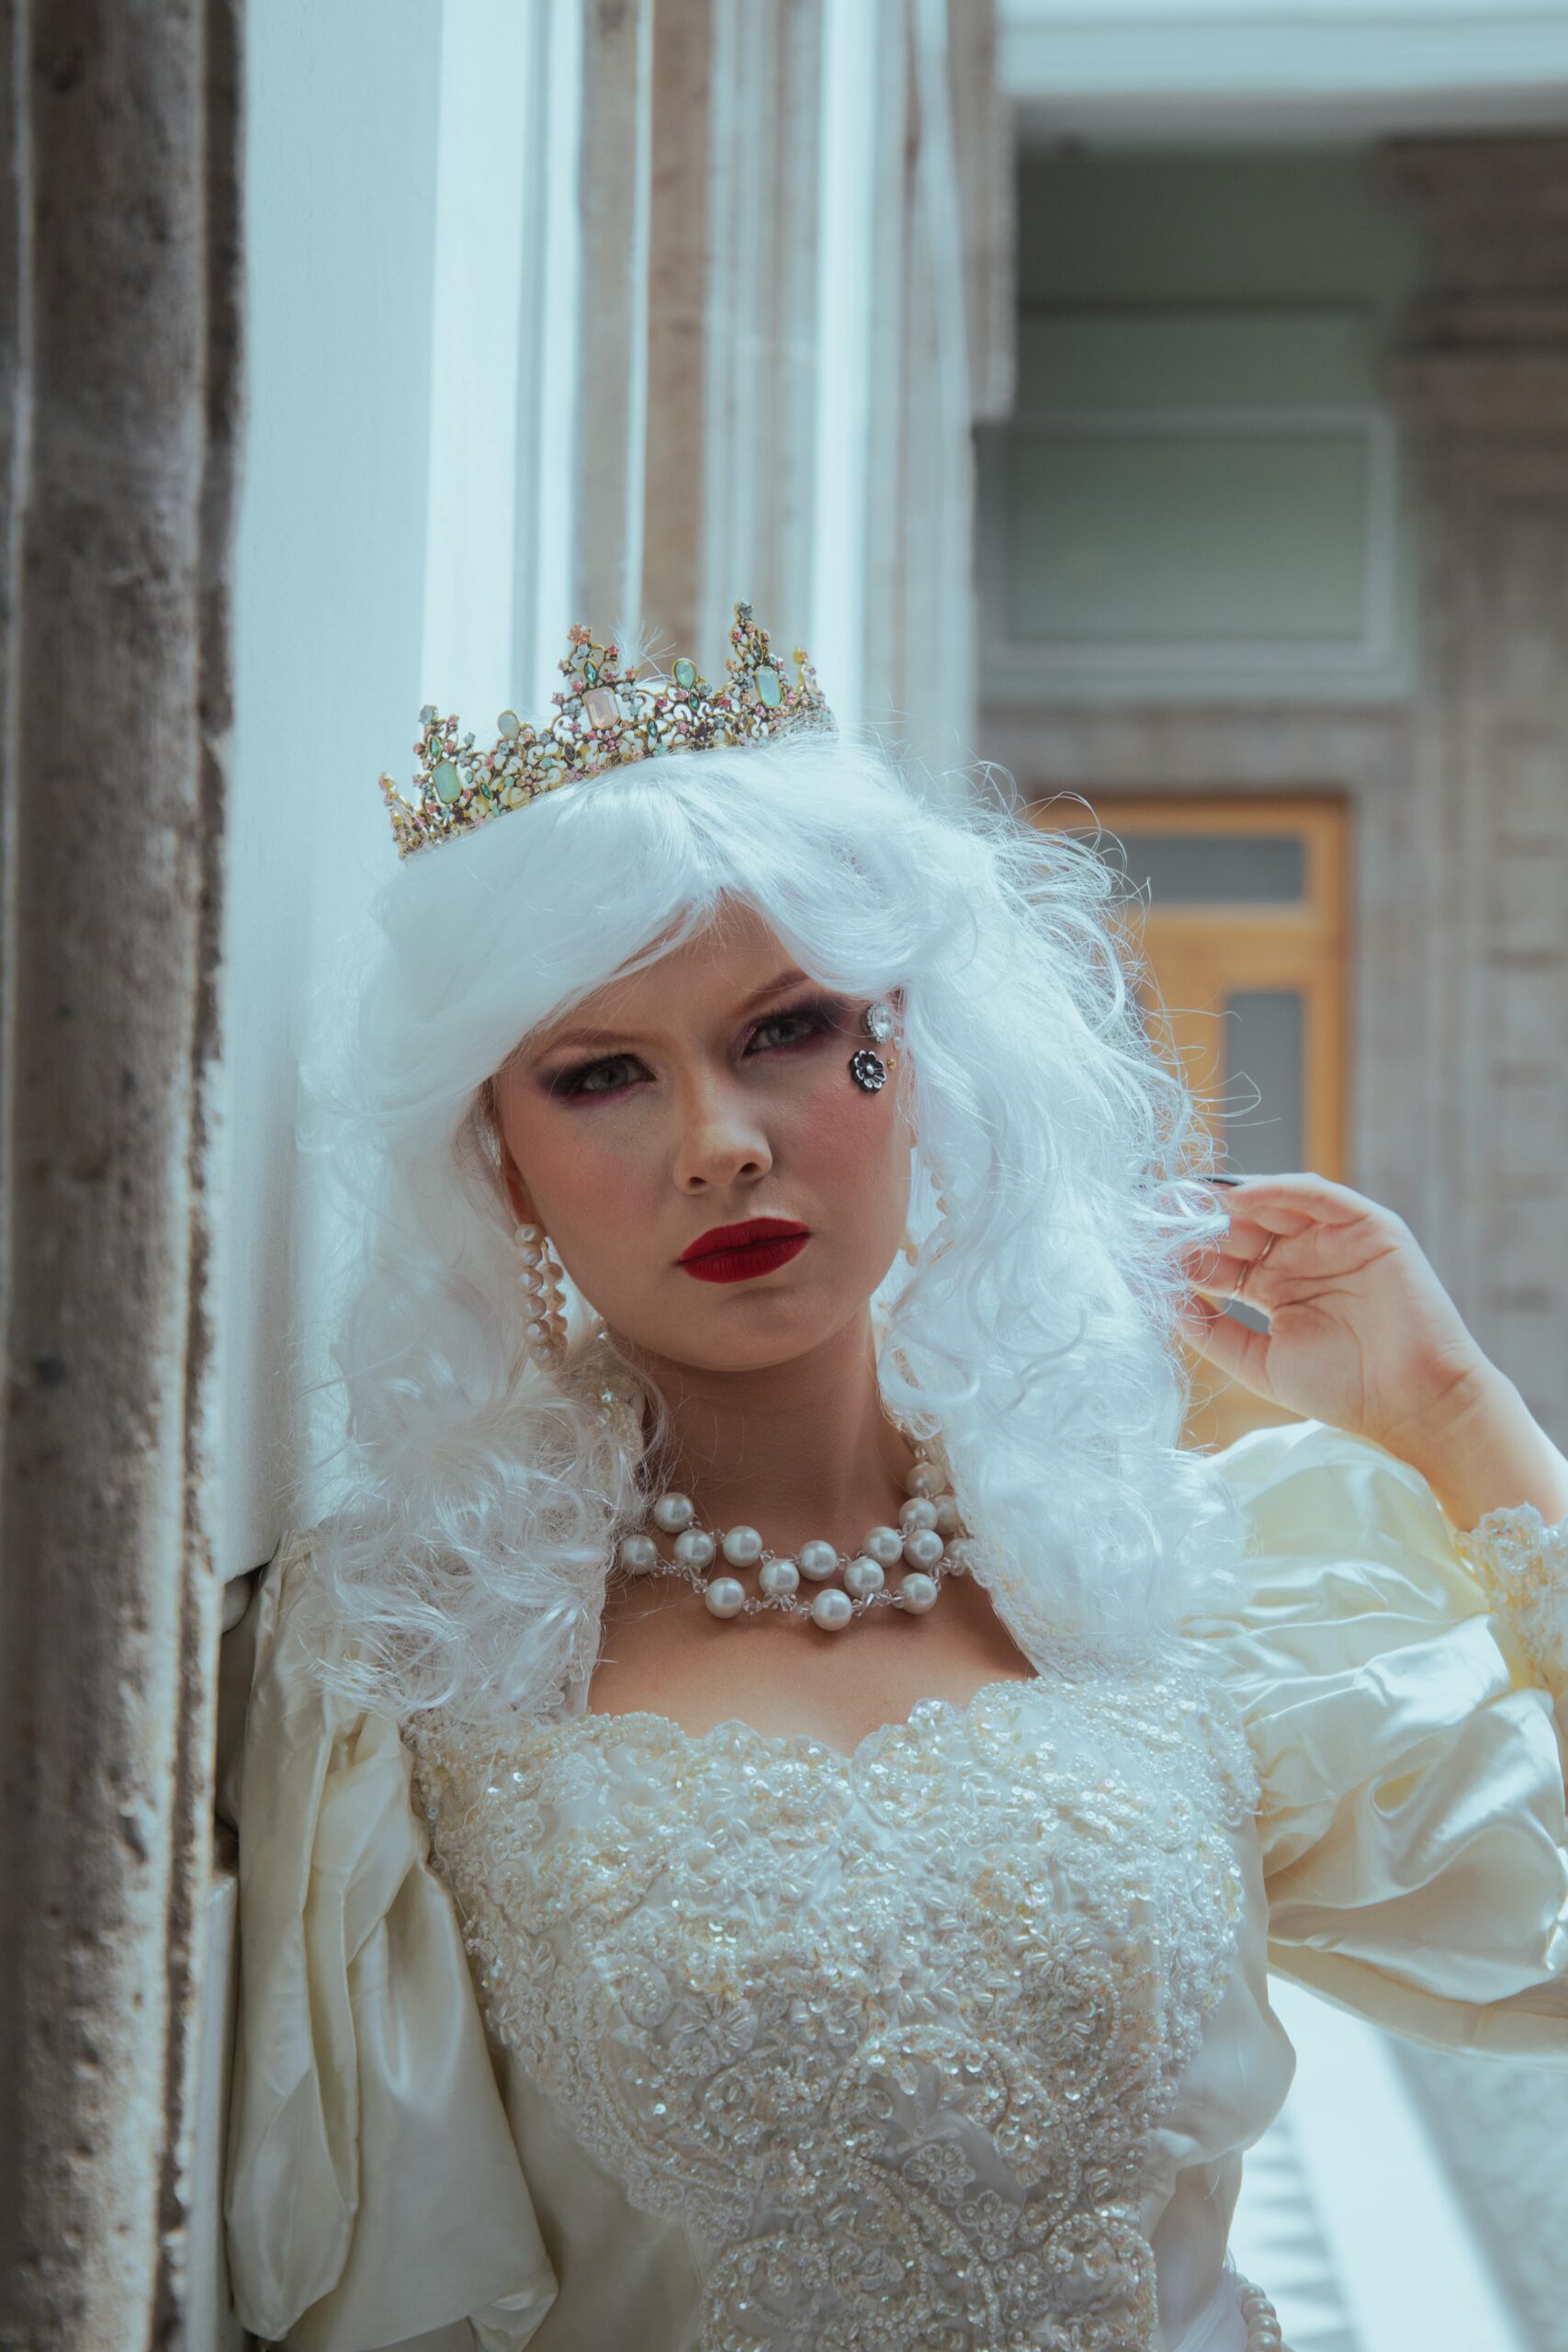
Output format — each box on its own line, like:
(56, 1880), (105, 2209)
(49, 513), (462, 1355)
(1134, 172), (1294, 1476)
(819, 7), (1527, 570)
(304, 728), (1242, 1723)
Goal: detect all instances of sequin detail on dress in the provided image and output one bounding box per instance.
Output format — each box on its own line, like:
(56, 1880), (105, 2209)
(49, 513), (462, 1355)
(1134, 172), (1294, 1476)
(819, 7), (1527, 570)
(410, 1667), (1257, 2352)
(1458, 1504), (1568, 1700)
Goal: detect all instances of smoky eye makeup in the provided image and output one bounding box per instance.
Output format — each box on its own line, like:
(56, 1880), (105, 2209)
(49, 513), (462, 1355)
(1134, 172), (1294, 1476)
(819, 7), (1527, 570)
(536, 989), (856, 1102)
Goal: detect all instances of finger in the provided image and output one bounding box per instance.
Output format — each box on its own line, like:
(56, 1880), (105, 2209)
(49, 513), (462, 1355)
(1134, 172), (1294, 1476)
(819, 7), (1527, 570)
(1208, 1215), (1296, 1264)
(1204, 1171), (1382, 1231)
(1186, 1250), (1267, 1300)
(1180, 1304), (1273, 1392)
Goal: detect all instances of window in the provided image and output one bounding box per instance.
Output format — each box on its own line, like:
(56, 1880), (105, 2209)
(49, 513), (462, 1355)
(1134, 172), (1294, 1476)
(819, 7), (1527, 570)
(1030, 794), (1349, 1446)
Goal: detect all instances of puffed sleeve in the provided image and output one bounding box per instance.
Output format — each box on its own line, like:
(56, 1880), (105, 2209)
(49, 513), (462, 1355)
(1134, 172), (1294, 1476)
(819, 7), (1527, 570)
(224, 1535), (558, 2351)
(1204, 1419), (1568, 2060)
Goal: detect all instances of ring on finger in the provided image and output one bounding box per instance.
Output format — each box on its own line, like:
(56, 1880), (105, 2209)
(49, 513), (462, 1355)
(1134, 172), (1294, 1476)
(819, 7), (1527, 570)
(1235, 1231), (1279, 1301)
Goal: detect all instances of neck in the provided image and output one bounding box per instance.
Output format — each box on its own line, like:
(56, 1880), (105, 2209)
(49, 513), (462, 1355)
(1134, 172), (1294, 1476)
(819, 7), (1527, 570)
(610, 1311), (914, 1550)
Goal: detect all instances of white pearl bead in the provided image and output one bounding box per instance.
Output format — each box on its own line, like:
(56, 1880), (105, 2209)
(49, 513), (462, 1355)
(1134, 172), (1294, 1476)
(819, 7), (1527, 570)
(905, 1461), (943, 1498)
(843, 1556), (885, 1599)
(720, 1524), (763, 1567)
(903, 1527), (944, 1571)
(617, 1532), (659, 1573)
(797, 1540), (839, 1581)
(898, 1572), (939, 1612)
(674, 1528), (716, 1568)
(944, 1538), (975, 1577)
(653, 1493), (695, 1534)
(864, 1525), (905, 1567)
(900, 1497), (938, 1534)
(704, 1577), (746, 1619)
(759, 1556), (800, 1597)
(809, 1588), (853, 1631)
(934, 1498), (961, 1537)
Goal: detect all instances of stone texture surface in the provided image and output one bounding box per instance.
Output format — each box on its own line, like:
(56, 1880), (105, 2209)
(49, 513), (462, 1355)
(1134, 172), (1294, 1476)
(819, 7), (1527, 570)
(0, 1), (240, 2343)
(577, 0), (997, 775)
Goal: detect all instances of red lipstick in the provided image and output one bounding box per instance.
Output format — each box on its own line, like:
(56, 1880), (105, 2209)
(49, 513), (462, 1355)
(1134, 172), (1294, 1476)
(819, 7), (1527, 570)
(679, 1216), (811, 1284)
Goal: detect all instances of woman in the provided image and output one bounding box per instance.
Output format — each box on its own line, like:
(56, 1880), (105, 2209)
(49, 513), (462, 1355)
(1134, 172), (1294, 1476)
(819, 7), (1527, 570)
(225, 608), (1568, 2352)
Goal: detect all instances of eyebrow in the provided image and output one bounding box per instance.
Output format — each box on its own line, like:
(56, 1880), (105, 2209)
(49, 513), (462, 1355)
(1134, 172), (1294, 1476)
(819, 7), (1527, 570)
(533, 967), (815, 1057)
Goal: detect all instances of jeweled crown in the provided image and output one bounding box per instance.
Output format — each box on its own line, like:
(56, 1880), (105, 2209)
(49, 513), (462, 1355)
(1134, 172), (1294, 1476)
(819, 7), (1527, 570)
(379, 600), (835, 859)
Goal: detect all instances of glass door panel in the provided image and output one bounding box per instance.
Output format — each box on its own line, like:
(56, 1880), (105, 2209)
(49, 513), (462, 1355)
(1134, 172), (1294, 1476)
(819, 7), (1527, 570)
(1030, 795), (1348, 1449)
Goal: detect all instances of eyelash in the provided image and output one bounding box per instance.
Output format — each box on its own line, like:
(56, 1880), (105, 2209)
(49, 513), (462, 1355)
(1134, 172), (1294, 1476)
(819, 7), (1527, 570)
(547, 1000), (840, 1102)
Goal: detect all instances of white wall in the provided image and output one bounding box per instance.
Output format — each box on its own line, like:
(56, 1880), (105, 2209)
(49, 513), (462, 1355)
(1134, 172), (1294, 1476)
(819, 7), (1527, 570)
(223, 0), (581, 1580)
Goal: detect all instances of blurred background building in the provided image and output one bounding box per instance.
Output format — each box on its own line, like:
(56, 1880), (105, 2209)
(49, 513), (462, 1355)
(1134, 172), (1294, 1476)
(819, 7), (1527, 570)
(4, 2), (1568, 2346)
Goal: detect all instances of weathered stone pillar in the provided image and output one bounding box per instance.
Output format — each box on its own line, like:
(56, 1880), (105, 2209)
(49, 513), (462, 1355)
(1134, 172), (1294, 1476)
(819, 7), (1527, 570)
(574, 0), (1005, 775)
(572, 0), (656, 635)
(0, 1), (241, 2343)
(1385, 135), (1568, 1440)
(1380, 137), (1568, 2352)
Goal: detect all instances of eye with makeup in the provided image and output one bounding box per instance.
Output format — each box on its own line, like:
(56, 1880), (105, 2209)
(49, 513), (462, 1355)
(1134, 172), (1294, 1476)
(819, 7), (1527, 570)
(541, 995), (849, 1102)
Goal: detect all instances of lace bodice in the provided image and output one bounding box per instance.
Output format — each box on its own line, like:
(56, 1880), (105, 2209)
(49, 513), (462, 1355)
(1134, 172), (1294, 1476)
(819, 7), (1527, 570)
(224, 1421), (1568, 2352)
(409, 1664), (1258, 2352)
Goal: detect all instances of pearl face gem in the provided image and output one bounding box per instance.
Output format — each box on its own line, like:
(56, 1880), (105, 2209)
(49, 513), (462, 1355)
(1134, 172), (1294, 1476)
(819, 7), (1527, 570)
(720, 1524), (763, 1567)
(759, 1556), (800, 1598)
(797, 1540), (840, 1582)
(898, 1572), (939, 1612)
(905, 1461), (943, 1499)
(653, 1493), (695, 1534)
(809, 1588), (853, 1631)
(903, 1527), (945, 1571)
(865, 1525), (905, 1568)
(673, 1528), (716, 1569)
(704, 1577), (746, 1619)
(900, 1498), (939, 1534)
(618, 1532), (659, 1574)
(843, 1555), (886, 1599)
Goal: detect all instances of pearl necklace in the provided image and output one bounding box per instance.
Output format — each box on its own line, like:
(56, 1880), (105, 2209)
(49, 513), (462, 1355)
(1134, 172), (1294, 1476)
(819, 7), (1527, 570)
(615, 1450), (976, 1631)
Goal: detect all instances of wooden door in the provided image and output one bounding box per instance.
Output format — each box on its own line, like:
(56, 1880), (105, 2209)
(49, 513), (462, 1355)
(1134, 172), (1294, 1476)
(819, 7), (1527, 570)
(1029, 795), (1350, 1448)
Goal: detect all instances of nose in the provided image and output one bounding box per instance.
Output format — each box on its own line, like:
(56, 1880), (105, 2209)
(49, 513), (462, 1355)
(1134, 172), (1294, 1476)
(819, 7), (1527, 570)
(672, 1071), (773, 1193)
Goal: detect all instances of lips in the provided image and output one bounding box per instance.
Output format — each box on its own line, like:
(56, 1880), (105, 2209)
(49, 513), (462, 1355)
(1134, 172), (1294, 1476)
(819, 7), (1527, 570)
(679, 1216), (811, 1285)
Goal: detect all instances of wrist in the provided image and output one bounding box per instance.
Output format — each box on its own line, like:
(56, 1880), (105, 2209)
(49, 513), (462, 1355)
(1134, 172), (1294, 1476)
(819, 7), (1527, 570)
(1387, 1357), (1568, 1531)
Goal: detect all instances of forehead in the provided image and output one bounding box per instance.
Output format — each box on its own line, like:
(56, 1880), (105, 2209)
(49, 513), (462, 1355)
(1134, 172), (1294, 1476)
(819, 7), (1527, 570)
(529, 904), (800, 1050)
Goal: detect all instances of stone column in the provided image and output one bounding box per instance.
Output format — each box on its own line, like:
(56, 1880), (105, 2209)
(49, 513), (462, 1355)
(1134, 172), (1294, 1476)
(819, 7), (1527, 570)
(573, 0), (1004, 776)
(571, 0), (656, 633)
(0, 1), (240, 2343)
(1385, 134), (1568, 1441)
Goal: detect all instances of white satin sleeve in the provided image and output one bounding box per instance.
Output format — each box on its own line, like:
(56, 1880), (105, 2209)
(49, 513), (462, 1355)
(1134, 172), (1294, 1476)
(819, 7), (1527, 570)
(224, 1536), (558, 2352)
(1204, 1419), (1568, 2058)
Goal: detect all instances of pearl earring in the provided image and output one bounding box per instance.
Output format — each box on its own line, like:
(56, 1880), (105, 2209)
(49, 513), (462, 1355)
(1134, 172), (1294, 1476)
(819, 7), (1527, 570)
(850, 998), (899, 1092)
(514, 1222), (569, 1372)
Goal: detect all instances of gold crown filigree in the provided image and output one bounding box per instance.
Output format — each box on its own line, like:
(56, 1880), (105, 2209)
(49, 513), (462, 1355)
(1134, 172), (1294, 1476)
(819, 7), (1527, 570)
(379, 599), (835, 860)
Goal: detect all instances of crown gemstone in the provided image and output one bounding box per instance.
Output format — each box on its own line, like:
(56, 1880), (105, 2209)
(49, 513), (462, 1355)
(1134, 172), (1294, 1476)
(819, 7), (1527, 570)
(383, 601), (833, 858)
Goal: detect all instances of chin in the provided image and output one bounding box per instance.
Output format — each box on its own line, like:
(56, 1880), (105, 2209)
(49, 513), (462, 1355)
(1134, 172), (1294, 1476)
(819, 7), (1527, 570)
(638, 1288), (867, 1374)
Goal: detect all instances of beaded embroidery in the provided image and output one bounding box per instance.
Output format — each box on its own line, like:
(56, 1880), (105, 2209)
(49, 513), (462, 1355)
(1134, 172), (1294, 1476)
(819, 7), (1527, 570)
(410, 1664), (1258, 2352)
(1458, 1504), (1568, 1699)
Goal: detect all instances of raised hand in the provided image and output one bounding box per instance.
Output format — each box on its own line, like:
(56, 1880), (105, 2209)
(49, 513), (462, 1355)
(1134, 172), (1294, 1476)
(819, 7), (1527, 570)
(1182, 1171), (1568, 1528)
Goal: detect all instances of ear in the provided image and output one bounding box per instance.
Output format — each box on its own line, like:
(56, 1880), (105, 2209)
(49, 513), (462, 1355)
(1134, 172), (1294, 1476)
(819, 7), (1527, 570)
(500, 1153), (537, 1227)
(485, 1073), (540, 1228)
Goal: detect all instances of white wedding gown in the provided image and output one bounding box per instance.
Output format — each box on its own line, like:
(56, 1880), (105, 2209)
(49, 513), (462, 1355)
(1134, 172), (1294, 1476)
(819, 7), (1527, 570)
(223, 1421), (1568, 2351)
